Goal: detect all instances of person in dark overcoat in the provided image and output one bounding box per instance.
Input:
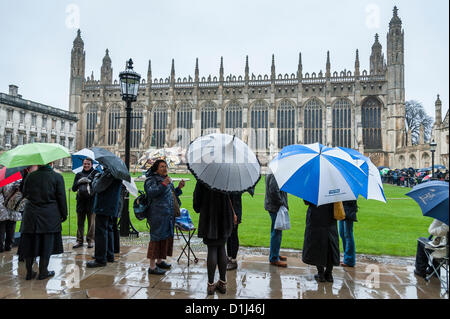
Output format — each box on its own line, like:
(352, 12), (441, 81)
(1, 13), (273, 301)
(144, 160), (184, 275)
(71, 158), (96, 249)
(302, 200), (340, 283)
(339, 200), (358, 267)
(193, 180), (234, 295)
(86, 168), (122, 268)
(21, 163), (67, 280)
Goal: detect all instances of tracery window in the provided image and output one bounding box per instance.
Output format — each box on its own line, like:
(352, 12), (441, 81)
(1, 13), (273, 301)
(225, 101), (242, 138)
(362, 97), (382, 149)
(304, 98), (323, 144)
(85, 104), (98, 147)
(152, 104), (167, 148)
(250, 100), (269, 151)
(332, 99), (352, 148)
(277, 100), (295, 149)
(176, 102), (192, 147)
(201, 101), (218, 135)
(131, 105), (143, 148)
(108, 104), (121, 146)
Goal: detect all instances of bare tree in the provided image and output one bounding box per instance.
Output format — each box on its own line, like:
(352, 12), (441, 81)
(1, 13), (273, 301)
(405, 100), (434, 145)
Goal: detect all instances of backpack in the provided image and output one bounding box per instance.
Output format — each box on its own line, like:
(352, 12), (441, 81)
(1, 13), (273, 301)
(133, 190), (150, 221)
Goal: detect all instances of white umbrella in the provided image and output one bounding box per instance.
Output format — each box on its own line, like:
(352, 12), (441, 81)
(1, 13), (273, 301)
(186, 133), (261, 193)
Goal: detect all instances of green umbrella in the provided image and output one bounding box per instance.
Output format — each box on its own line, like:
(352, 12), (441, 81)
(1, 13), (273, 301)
(380, 168), (390, 175)
(0, 143), (71, 168)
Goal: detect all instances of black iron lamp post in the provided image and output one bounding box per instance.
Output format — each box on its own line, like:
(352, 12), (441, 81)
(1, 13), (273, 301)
(430, 139), (437, 180)
(119, 58), (141, 237)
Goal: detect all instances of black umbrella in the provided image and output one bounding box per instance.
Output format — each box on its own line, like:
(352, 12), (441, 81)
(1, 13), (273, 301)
(90, 147), (131, 182)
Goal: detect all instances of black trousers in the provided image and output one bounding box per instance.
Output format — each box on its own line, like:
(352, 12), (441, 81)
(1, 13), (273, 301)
(0, 221), (16, 251)
(226, 225), (239, 259)
(94, 214), (115, 264)
(112, 217), (120, 254)
(415, 237), (440, 274)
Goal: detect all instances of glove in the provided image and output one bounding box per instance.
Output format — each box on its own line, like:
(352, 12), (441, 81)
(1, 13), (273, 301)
(77, 177), (91, 185)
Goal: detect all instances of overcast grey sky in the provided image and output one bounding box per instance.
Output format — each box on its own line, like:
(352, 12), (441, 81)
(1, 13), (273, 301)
(0, 0), (448, 118)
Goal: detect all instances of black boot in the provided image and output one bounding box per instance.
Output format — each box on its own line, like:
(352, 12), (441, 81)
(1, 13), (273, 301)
(315, 266), (326, 282)
(38, 256), (55, 280)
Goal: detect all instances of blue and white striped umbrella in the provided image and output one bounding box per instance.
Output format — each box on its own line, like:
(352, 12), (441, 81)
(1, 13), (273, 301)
(268, 143), (367, 206)
(71, 148), (102, 174)
(338, 147), (386, 203)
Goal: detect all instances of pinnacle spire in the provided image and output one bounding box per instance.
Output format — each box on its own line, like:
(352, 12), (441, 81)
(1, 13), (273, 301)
(219, 57), (224, 82)
(297, 52), (302, 79)
(271, 54), (275, 79)
(326, 51), (331, 77)
(355, 49), (360, 76)
(389, 6), (402, 27)
(195, 58), (199, 82)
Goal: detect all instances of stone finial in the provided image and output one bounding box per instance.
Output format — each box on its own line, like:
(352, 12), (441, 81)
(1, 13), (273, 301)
(390, 6), (402, 27)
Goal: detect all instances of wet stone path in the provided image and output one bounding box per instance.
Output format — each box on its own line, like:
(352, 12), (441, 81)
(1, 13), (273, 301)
(0, 235), (447, 299)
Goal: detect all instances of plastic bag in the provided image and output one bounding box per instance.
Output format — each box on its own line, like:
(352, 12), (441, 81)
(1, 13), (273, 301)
(175, 208), (195, 231)
(274, 206), (290, 230)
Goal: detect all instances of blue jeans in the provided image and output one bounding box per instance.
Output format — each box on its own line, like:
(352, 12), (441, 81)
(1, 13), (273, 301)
(339, 220), (355, 266)
(269, 212), (283, 262)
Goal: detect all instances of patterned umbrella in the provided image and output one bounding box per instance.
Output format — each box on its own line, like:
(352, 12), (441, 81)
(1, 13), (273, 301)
(0, 165), (28, 188)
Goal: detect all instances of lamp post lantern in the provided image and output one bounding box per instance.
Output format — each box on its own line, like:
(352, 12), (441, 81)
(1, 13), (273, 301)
(430, 139), (437, 180)
(119, 58), (141, 237)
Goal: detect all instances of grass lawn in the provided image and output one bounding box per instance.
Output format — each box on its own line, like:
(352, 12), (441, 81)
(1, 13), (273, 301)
(17, 172), (430, 257)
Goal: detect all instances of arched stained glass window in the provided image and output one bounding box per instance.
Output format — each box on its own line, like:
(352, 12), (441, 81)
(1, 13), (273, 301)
(250, 100), (269, 151)
(152, 104), (167, 148)
(131, 105), (143, 149)
(362, 97), (382, 149)
(277, 100), (295, 149)
(304, 99), (323, 144)
(225, 101), (242, 138)
(108, 104), (121, 146)
(332, 99), (351, 148)
(201, 101), (218, 135)
(85, 104), (97, 147)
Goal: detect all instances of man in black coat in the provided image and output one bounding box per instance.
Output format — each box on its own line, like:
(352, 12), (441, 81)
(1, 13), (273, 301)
(71, 158), (96, 249)
(264, 173), (289, 267)
(87, 169), (123, 268)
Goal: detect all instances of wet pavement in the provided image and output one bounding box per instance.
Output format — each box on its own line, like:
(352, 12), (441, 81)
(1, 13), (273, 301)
(0, 234), (447, 299)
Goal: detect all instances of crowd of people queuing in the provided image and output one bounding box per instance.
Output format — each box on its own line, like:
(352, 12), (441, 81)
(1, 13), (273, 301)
(381, 168), (449, 187)
(0, 158), (447, 295)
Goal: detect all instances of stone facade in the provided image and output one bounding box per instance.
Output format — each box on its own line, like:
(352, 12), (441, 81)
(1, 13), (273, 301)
(70, 7), (412, 168)
(0, 85), (78, 168)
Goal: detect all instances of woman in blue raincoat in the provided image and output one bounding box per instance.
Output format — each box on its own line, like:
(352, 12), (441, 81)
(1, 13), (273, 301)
(144, 160), (184, 275)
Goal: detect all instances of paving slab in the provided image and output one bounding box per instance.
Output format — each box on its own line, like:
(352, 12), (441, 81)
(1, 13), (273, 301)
(0, 236), (447, 299)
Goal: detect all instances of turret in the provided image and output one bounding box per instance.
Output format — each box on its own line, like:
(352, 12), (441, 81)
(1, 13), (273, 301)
(370, 34), (384, 75)
(100, 49), (112, 84)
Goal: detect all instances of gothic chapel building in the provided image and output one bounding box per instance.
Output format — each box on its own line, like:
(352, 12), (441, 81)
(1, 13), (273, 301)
(70, 7), (409, 167)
